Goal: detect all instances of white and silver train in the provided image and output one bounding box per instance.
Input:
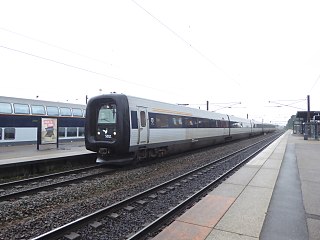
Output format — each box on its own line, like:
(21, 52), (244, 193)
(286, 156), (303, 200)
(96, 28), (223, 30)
(85, 94), (276, 164)
(0, 96), (86, 145)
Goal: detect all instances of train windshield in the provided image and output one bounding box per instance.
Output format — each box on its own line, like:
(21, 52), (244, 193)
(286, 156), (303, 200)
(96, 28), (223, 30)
(98, 104), (117, 124)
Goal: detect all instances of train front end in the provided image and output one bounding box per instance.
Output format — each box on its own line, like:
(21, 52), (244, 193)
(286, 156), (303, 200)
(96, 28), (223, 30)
(85, 94), (131, 164)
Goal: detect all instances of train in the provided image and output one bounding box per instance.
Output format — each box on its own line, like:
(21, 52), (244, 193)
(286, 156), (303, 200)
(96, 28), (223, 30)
(0, 96), (86, 145)
(85, 94), (277, 164)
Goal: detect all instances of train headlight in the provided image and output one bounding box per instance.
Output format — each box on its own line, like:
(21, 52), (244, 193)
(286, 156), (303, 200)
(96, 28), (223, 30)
(113, 131), (117, 136)
(97, 131), (101, 135)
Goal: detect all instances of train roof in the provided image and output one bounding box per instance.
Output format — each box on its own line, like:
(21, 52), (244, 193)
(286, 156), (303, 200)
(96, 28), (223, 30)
(0, 96), (86, 109)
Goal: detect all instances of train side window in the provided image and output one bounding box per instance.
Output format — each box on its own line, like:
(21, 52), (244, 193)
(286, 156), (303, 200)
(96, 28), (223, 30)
(131, 111), (138, 129)
(198, 118), (210, 128)
(0, 102), (12, 113)
(60, 107), (72, 116)
(140, 111), (146, 127)
(78, 127), (85, 137)
(156, 114), (169, 128)
(209, 119), (218, 128)
(13, 103), (30, 114)
(58, 127), (66, 137)
(183, 117), (197, 128)
(31, 105), (45, 115)
(170, 116), (182, 128)
(72, 108), (83, 117)
(67, 127), (77, 137)
(47, 106), (59, 116)
(4, 128), (15, 140)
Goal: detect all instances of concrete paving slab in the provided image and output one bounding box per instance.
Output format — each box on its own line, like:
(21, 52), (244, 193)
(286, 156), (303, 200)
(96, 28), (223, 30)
(301, 181), (320, 216)
(152, 221), (211, 240)
(224, 167), (259, 186)
(260, 142), (308, 240)
(208, 183), (244, 198)
(246, 133), (286, 167)
(215, 186), (272, 238)
(299, 169), (320, 183)
(248, 168), (279, 189)
(205, 229), (257, 240)
(177, 195), (235, 228)
(261, 158), (282, 169)
(307, 218), (320, 240)
(247, 150), (272, 166)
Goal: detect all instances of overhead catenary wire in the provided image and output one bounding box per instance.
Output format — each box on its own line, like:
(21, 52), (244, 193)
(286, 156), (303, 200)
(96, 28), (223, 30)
(131, 0), (241, 87)
(309, 73), (320, 94)
(1, 45), (157, 91)
(0, 27), (114, 67)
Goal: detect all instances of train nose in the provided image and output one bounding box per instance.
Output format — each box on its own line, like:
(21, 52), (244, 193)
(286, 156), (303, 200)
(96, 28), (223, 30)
(99, 148), (109, 155)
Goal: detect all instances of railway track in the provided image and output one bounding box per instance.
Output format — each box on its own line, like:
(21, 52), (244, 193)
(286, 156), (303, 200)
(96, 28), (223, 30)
(0, 164), (116, 201)
(31, 132), (283, 240)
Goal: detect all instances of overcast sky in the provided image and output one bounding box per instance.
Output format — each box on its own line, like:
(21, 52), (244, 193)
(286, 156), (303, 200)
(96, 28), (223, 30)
(1, 0), (320, 125)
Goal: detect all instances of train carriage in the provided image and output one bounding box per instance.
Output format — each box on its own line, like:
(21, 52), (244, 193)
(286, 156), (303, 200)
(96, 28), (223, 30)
(85, 94), (277, 164)
(0, 96), (86, 145)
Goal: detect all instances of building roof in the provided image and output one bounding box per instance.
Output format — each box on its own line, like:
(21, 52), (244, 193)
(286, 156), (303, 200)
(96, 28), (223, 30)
(296, 111), (320, 121)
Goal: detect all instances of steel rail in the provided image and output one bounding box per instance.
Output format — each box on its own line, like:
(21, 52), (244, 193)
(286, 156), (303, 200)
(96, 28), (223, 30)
(0, 167), (115, 201)
(31, 132), (283, 240)
(128, 133), (282, 239)
(0, 164), (105, 188)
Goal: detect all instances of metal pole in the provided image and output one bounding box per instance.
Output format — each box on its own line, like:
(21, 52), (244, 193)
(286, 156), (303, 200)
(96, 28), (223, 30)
(307, 95), (310, 123)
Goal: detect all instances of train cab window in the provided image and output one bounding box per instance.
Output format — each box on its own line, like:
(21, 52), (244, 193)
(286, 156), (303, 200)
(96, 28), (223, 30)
(0, 102), (12, 114)
(4, 128), (15, 140)
(47, 106), (59, 116)
(31, 105), (45, 115)
(60, 107), (72, 116)
(72, 108), (83, 117)
(0, 128), (2, 140)
(13, 103), (30, 114)
(98, 104), (116, 124)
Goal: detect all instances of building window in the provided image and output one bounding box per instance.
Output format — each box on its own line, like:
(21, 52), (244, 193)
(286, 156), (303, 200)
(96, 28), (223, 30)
(13, 104), (30, 114)
(4, 128), (15, 140)
(0, 102), (12, 114)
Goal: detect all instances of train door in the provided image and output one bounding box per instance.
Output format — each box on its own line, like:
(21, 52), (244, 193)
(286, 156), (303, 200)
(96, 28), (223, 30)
(224, 115), (231, 136)
(138, 107), (149, 144)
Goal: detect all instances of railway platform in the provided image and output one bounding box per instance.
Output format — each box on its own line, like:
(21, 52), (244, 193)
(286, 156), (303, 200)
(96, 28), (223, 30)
(0, 141), (94, 178)
(0, 141), (92, 165)
(153, 131), (320, 240)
